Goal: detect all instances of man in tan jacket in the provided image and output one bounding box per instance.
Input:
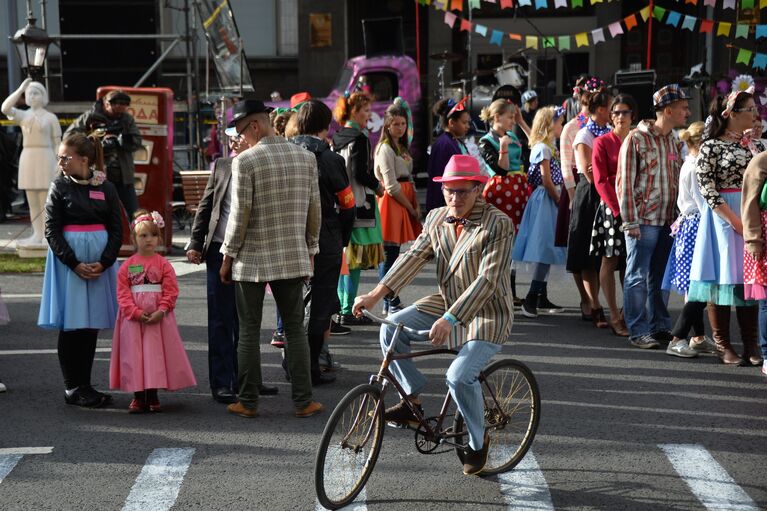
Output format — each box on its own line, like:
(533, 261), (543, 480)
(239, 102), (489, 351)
(353, 154), (514, 476)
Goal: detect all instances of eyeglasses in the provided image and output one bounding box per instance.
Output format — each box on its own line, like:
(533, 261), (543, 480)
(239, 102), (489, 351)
(733, 106), (758, 113)
(611, 110), (632, 117)
(57, 155), (73, 164)
(442, 186), (478, 198)
(233, 120), (253, 139)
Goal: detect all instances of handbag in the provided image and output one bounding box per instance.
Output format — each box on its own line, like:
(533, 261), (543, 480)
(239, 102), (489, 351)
(759, 179), (767, 210)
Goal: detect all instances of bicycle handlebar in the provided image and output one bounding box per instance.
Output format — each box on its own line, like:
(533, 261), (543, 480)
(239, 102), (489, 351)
(361, 308), (432, 337)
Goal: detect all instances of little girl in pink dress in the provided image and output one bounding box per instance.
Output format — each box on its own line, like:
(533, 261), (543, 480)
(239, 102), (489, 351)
(110, 210), (196, 412)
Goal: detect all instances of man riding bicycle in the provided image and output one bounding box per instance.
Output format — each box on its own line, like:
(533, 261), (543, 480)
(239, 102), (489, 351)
(353, 154), (514, 475)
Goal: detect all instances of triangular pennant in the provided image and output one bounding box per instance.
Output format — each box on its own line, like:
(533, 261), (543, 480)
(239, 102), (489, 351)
(490, 30), (505, 45)
(459, 18), (472, 31)
(666, 12), (681, 27)
(526, 35), (539, 49)
(554, 0), (567, 7)
(754, 53), (767, 70)
(444, 11), (458, 27)
(717, 22), (732, 37)
(756, 25), (767, 38)
(509, 32), (522, 41)
(450, 0), (464, 10)
(591, 28), (605, 44)
(575, 32), (589, 47)
(652, 6), (666, 20)
(639, 6), (651, 21)
(685, 0), (697, 4)
(624, 14), (638, 31)
(608, 21), (624, 37)
(475, 24), (488, 36)
(699, 19), (713, 33)
(723, 0), (735, 8)
(681, 15), (697, 31)
(500, 0), (514, 7)
(469, 0), (481, 8)
(558, 35), (571, 50)
(535, 0), (547, 8)
(592, 0), (604, 3)
(742, 0), (755, 8)
(736, 48), (753, 65)
(736, 24), (750, 38)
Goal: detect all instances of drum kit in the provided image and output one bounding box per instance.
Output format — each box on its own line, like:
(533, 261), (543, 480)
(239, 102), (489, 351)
(429, 50), (528, 103)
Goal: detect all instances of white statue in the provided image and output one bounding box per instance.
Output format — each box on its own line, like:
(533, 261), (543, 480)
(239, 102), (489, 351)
(1, 78), (61, 248)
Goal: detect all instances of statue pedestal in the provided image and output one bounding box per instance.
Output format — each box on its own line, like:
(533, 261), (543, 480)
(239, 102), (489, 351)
(16, 245), (48, 258)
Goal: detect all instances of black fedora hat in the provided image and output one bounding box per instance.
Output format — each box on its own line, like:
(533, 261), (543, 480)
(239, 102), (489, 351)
(225, 99), (274, 134)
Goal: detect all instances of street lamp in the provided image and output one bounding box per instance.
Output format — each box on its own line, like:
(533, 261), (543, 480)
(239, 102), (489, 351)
(10, 1), (52, 81)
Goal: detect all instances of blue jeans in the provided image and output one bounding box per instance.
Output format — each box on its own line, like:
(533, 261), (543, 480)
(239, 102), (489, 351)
(205, 243), (239, 391)
(380, 306), (502, 450)
(624, 225), (673, 338)
(759, 300), (767, 359)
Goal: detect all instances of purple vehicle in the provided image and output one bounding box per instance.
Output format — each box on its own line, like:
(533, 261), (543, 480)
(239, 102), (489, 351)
(268, 54), (425, 172)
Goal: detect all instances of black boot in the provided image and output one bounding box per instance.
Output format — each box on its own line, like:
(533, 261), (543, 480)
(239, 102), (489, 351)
(511, 270), (523, 307)
(537, 282), (565, 313)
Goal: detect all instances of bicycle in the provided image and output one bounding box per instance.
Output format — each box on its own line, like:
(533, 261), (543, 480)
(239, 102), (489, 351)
(314, 309), (541, 510)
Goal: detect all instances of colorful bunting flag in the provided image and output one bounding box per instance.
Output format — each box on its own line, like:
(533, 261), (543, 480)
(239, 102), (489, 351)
(575, 32), (589, 47)
(608, 21), (624, 37)
(736, 24), (749, 38)
(571, 0), (583, 7)
(535, 0), (547, 8)
(500, 0), (513, 7)
(761, 0), (767, 9)
(703, 0), (715, 5)
(509, 33), (522, 41)
(418, 0), (432, 4)
(624, 14), (638, 31)
(592, 0), (604, 3)
(639, 6), (651, 21)
(717, 22), (731, 36)
(468, 0), (481, 9)
(543, 36), (556, 48)
(682, 15), (697, 31)
(754, 53), (767, 69)
(742, 0), (755, 8)
(723, 0), (735, 8)
(518, 0), (532, 5)
(666, 12), (681, 27)
(434, 0), (449, 9)
(591, 28), (605, 44)
(699, 19), (713, 33)
(490, 29), (505, 45)
(450, 0), (463, 11)
(685, 0), (697, 4)
(460, 18), (472, 31)
(736, 48), (753, 64)
(558, 35), (571, 50)
(554, 0), (567, 7)
(444, 11), (457, 27)
(526, 36), (538, 49)
(652, 6), (666, 20)
(475, 24), (488, 36)
(757, 25), (767, 38)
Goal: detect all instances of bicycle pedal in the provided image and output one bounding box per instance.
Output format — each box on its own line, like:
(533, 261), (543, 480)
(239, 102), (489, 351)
(386, 421), (417, 430)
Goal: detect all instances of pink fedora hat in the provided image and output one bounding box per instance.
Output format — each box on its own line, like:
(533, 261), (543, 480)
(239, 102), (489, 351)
(432, 154), (488, 183)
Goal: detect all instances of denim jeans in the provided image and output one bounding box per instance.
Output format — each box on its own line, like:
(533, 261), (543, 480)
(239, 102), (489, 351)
(624, 224), (673, 338)
(380, 306), (502, 450)
(759, 300), (767, 359)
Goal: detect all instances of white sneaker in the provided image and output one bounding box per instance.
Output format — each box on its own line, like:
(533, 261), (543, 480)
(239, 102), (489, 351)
(0, 381), (6, 393)
(689, 336), (716, 354)
(666, 339), (699, 358)
(762, 361), (767, 377)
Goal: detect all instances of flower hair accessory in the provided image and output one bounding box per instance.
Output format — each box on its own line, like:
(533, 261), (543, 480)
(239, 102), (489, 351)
(732, 74), (755, 93)
(583, 76), (607, 94)
(722, 85), (755, 118)
(89, 170), (106, 186)
(132, 211), (165, 230)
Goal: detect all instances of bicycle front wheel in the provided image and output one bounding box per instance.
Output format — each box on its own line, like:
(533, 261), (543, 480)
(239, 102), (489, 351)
(315, 384), (385, 510)
(453, 358), (540, 475)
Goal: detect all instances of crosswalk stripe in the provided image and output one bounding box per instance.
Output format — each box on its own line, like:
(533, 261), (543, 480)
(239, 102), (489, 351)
(497, 451), (554, 510)
(315, 489), (367, 511)
(659, 444), (759, 511)
(122, 448), (195, 511)
(0, 447), (53, 455)
(169, 260), (204, 277)
(0, 455), (23, 484)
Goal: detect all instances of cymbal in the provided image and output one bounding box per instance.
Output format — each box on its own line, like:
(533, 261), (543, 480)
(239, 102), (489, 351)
(429, 50), (464, 61)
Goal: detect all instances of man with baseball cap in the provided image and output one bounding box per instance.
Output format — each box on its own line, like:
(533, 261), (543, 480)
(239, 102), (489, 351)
(352, 154), (514, 476)
(220, 99), (324, 419)
(616, 84), (690, 350)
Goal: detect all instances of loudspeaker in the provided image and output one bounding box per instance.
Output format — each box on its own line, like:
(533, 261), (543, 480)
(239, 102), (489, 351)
(614, 70), (656, 121)
(362, 17), (404, 57)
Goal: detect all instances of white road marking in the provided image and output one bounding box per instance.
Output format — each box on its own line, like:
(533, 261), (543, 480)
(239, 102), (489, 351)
(1, 293), (42, 299)
(169, 260), (204, 277)
(659, 444), (758, 510)
(0, 447), (53, 455)
(315, 488), (367, 511)
(497, 451), (554, 510)
(0, 348), (111, 356)
(122, 448), (195, 511)
(0, 455), (22, 484)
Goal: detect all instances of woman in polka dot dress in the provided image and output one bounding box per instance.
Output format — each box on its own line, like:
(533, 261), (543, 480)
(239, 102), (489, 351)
(660, 121), (717, 358)
(479, 99), (530, 305)
(590, 95), (636, 337)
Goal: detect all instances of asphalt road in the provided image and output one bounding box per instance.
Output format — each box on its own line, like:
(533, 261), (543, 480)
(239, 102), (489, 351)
(1, 259), (766, 510)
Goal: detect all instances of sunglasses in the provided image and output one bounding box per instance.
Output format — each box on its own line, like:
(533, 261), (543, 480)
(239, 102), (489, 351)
(611, 110), (632, 117)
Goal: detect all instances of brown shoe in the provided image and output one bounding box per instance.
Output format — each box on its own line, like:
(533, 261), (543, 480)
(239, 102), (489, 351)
(708, 305), (743, 365)
(737, 306), (763, 366)
(295, 401), (324, 418)
(227, 401), (258, 418)
(592, 307), (608, 329)
(609, 316), (629, 337)
(463, 431), (491, 476)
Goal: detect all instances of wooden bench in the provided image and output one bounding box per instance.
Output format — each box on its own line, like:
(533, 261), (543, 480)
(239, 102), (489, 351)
(179, 170), (211, 215)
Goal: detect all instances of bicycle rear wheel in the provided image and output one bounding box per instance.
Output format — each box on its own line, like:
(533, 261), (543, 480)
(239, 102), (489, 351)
(315, 384), (385, 509)
(453, 358), (540, 475)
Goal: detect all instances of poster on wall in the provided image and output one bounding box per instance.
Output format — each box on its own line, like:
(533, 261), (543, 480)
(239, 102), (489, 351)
(310, 13), (332, 48)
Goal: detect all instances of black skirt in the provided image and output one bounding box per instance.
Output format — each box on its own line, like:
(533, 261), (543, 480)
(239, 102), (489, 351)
(566, 178), (602, 272)
(589, 201), (626, 259)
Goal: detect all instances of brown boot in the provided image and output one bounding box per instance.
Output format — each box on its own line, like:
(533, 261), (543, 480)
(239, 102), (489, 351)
(707, 304), (742, 365)
(736, 306), (763, 366)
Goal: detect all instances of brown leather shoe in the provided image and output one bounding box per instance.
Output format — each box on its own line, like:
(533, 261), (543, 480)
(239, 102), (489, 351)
(227, 401), (258, 418)
(737, 306), (763, 366)
(463, 431), (491, 476)
(609, 316), (629, 337)
(295, 401), (324, 418)
(708, 305), (743, 365)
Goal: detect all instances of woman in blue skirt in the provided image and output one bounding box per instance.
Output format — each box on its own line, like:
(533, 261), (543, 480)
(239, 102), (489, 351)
(512, 106), (567, 318)
(38, 132), (122, 407)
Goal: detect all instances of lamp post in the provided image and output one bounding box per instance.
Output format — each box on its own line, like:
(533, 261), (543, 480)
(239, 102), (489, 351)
(10, 0), (52, 82)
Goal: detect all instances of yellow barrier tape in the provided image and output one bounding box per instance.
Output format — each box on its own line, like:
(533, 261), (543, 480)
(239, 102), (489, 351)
(203, 0), (229, 29)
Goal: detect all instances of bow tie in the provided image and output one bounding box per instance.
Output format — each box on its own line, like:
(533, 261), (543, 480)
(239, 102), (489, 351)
(445, 216), (469, 226)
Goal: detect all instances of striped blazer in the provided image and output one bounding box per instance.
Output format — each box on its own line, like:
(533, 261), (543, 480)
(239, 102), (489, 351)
(381, 199), (514, 348)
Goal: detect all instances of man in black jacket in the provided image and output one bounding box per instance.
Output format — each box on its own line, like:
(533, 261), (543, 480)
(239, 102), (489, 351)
(185, 135), (278, 403)
(292, 100), (355, 384)
(66, 90), (143, 218)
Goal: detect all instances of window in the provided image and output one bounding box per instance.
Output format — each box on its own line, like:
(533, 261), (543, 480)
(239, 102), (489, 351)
(355, 72), (398, 102)
(278, 0), (298, 56)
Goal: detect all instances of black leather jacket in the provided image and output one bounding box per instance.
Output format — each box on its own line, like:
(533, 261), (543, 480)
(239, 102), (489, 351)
(45, 173), (123, 269)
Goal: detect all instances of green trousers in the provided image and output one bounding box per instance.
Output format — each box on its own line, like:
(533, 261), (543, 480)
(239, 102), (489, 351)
(235, 278), (312, 409)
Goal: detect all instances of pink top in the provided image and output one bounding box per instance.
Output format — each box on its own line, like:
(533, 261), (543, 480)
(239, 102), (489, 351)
(591, 131), (622, 215)
(559, 117), (581, 190)
(117, 253), (179, 320)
